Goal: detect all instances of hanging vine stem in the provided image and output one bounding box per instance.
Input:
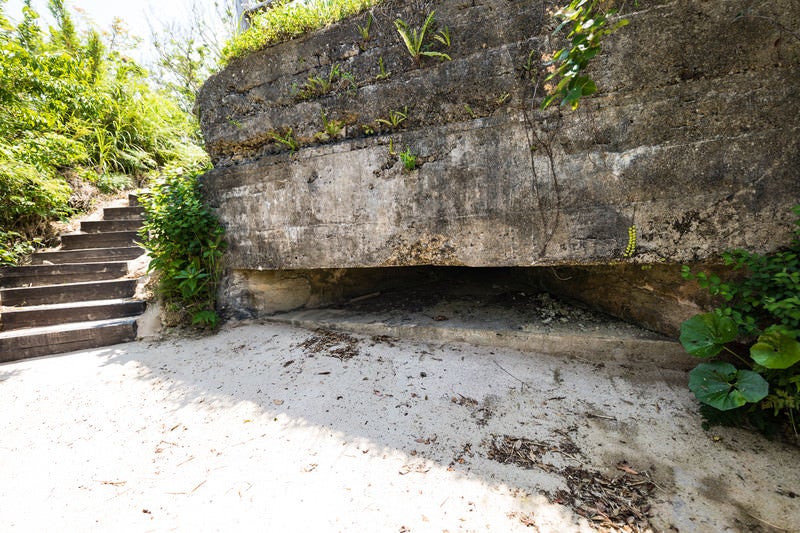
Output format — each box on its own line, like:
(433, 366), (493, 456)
(735, 9), (800, 43)
(520, 74), (563, 258)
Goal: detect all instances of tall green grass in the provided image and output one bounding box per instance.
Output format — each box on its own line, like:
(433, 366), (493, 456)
(0, 1), (206, 265)
(222, 0), (381, 62)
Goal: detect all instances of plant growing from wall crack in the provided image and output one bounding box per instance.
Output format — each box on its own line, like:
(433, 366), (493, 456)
(376, 56), (392, 80)
(395, 11), (452, 67)
(357, 12), (373, 42)
(270, 128), (300, 154)
(399, 147), (417, 171)
(375, 106), (409, 129)
(321, 112), (345, 139)
(293, 63), (356, 100)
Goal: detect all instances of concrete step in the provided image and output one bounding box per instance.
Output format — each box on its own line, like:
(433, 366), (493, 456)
(0, 318), (138, 362)
(263, 285), (695, 370)
(1, 299), (146, 331)
(81, 219), (142, 233)
(0, 262), (131, 288)
(60, 231), (139, 250)
(27, 246), (145, 265)
(104, 206), (144, 220)
(1, 279), (137, 307)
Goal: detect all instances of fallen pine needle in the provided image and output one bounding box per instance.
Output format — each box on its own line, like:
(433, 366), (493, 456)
(747, 512), (789, 531)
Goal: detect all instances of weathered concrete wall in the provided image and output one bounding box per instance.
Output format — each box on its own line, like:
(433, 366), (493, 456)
(198, 0), (800, 327)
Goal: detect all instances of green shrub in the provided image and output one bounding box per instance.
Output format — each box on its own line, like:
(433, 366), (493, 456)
(139, 165), (226, 329)
(0, 2), (206, 264)
(0, 230), (36, 266)
(0, 149), (72, 237)
(96, 173), (133, 194)
(680, 206), (800, 439)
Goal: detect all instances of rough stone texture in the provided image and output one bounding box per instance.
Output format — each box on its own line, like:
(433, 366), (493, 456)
(198, 0), (800, 330)
(218, 266), (442, 318)
(531, 264), (721, 338)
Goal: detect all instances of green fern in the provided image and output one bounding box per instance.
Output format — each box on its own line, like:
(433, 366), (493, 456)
(395, 11), (451, 67)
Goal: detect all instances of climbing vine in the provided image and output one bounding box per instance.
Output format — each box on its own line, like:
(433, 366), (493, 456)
(543, 0), (629, 109)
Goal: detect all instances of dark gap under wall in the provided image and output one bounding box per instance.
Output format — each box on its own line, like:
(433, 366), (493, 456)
(222, 264), (712, 337)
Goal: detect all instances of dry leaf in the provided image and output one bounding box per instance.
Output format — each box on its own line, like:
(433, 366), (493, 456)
(616, 462), (639, 475)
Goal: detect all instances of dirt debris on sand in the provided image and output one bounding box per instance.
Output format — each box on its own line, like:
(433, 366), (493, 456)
(297, 328), (361, 360)
(0, 321), (798, 532)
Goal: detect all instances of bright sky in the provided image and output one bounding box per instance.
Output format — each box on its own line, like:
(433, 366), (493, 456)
(4, 0), (228, 63)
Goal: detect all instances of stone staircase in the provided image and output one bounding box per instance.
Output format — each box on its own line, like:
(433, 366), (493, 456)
(0, 193), (149, 362)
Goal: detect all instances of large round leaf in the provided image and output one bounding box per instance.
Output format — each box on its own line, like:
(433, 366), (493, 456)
(751, 330), (800, 369)
(688, 362), (768, 411)
(680, 313), (738, 358)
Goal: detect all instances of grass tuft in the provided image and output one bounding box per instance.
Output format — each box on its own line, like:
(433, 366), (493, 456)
(223, 0), (382, 63)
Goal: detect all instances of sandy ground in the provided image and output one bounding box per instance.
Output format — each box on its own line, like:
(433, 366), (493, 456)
(1, 321), (798, 532)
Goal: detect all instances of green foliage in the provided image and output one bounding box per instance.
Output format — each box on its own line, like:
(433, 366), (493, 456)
(356, 12), (372, 41)
(680, 313), (738, 359)
(751, 330), (800, 370)
(376, 56), (391, 80)
(270, 128), (299, 154)
(689, 362), (769, 411)
(395, 11), (452, 67)
(96, 173), (134, 194)
(434, 25), (451, 48)
(292, 63), (355, 100)
(399, 147), (417, 171)
(680, 206), (800, 437)
(543, 0), (628, 110)
(375, 107), (408, 129)
(0, 230), (35, 266)
(682, 207), (800, 339)
(139, 165), (226, 329)
(623, 224), (637, 258)
(320, 112), (345, 139)
(0, 148), (72, 237)
(223, 0), (381, 63)
(0, 2), (205, 263)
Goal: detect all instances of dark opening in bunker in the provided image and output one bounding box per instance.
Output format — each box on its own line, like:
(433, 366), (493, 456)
(230, 264), (700, 341)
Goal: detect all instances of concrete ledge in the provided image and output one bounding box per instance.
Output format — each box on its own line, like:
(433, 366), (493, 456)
(264, 297), (694, 370)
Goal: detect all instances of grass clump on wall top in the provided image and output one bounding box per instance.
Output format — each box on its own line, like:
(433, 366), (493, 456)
(222, 0), (381, 62)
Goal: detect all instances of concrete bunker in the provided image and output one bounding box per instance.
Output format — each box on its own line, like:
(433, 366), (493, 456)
(199, 0), (800, 348)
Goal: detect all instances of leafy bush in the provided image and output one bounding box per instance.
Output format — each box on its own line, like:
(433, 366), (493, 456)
(139, 165), (226, 329)
(680, 206), (800, 438)
(0, 148), (72, 238)
(222, 0), (380, 62)
(543, 0), (628, 109)
(0, 230), (35, 266)
(96, 173), (134, 194)
(0, 1), (204, 263)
